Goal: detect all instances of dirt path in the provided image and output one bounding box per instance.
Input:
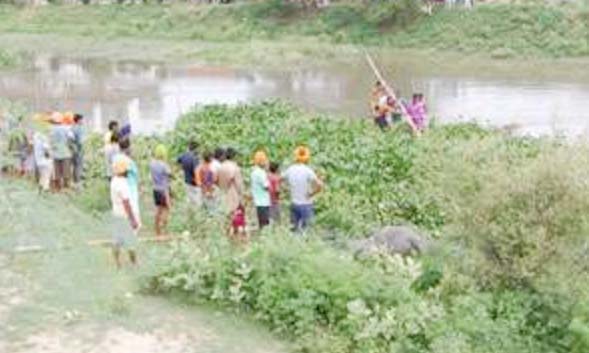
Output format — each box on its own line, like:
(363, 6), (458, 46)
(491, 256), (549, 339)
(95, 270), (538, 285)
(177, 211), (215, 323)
(0, 180), (287, 353)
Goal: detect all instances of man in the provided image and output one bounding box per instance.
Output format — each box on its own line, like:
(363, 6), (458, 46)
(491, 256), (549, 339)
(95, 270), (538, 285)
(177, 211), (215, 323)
(250, 151), (271, 229)
(110, 156), (140, 269)
(104, 133), (119, 182)
(211, 147), (225, 175)
(282, 146), (323, 232)
(176, 141), (200, 206)
(118, 139), (140, 224)
(71, 114), (85, 186)
(104, 120), (119, 147)
(217, 147), (243, 215)
(49, 112), (73, 190)
(150, 144), (173, 237)
(32, 127), (52, 193)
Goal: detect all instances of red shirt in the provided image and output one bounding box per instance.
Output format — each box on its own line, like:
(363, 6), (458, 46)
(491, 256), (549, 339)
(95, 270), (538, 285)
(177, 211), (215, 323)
(232, 205), (246, 228)
(268, 173), (281, 205)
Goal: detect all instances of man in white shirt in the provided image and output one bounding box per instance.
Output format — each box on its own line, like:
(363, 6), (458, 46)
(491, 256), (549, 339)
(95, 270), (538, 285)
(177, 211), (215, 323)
(282, 146), (323, 232)
(33, 131), (53, 193)
(110, 156), (140, 269)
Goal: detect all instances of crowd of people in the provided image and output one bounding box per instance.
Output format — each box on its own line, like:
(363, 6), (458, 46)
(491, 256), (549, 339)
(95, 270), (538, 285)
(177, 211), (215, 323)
(5, 111), (325, 268)
(103, 123), (323, 267)
(6, 112), (85, 192)
(6, 86), (425, 268)
(370, 81), (428, 132)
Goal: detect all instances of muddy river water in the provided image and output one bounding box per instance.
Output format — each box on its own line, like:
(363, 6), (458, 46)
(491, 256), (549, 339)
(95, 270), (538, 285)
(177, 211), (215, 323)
(2, 53), (589, 136)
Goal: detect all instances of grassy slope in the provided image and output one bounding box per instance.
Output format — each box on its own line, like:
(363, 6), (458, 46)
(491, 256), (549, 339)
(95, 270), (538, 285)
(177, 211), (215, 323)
(0, 3), (587, 60)
(0, 179), (287, 352)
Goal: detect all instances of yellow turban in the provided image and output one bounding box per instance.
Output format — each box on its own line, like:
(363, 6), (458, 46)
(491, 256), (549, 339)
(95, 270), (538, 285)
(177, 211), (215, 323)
(294, 146), (311, 164)
(112, 154), (131, 175)
(154, 144), (168, 160)
(253, 150), (268, 166)
(62, 111), (75, 125)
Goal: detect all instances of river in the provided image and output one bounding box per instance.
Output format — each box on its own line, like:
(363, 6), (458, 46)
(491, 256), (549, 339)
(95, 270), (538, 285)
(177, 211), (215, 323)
(2, 53), (589, 136)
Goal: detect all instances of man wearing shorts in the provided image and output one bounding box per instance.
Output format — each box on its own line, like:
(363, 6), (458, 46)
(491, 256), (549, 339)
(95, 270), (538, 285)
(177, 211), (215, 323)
(110, 157), (140, 269)
(150, 145), (172, 237)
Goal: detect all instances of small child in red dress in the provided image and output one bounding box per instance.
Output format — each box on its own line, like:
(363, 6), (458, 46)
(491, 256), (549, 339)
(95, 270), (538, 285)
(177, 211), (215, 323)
(230, 203), (247, 242)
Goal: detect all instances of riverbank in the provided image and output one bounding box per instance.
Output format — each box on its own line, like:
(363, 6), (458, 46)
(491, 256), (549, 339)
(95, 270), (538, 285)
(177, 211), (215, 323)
(0, 179), (288, 353)
(0, 2), (587, 70)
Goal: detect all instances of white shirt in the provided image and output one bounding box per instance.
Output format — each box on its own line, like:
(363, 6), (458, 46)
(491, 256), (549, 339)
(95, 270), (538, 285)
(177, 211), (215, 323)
(33, 132), (51, 168)
(210, 159), (222, 175)
(111, 176), (132, 219)
(282, 164), (319, 206)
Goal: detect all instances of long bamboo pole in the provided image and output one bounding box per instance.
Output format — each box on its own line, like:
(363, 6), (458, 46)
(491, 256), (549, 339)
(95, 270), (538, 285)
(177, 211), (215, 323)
(10, 235), (174, 254)
(363, 49), (418, 133)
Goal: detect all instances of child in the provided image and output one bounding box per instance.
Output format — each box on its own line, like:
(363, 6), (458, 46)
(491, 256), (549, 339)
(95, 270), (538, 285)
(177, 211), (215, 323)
(268, 162), (282, 224)
(230, 203), (247, 242)
(195, 151), (217, 214)
(150, 144), (172, 237)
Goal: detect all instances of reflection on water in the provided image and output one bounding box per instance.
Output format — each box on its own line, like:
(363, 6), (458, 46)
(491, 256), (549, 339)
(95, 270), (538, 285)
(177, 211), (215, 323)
(2, 54), (589, 136)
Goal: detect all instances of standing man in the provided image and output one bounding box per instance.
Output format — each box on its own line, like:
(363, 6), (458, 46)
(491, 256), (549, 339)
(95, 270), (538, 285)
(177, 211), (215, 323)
(282, 146), (323, 232)
(104, 120), (119, 148)
(49, 112), (73, 191)
(32, 123), (53, 193)
(118, 139), (141, 226)
(110, 156), (140, 269)
(250, 151), (271, 230)
(71, 114), (85, 186)
(176, 141), (200, 206)
(217, 147), (244, 216)
(150, 144), (173, 237)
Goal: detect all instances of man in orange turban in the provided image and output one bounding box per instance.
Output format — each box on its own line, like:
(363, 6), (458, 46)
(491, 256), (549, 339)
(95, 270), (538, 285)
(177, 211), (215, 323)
(250, 150), (271, 229)
(281, 146), (323, 232)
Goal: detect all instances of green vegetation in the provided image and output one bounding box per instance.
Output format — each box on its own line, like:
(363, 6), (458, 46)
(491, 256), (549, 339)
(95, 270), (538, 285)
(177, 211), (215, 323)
(0, 48), (24, 68)
(122, 102), (589, 353)
(0, 180), (288, 352)
(6, 100), (589, 352)
(0, 2), (588, 60)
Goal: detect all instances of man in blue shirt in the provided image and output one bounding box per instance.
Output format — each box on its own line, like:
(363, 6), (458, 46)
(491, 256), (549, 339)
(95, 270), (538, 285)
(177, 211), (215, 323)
(176, 141), (200, 206)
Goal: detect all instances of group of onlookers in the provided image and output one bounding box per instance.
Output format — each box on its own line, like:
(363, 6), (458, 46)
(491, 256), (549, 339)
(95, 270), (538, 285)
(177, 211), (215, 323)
(173, 142), (323, 238)
(107, 136), (323, 268)
(6, 112), (85, 192)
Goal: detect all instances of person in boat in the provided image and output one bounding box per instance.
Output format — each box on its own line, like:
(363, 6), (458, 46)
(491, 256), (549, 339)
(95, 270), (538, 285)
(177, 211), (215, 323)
(370, 81), (386, 125)
(404, 93), (428, 131)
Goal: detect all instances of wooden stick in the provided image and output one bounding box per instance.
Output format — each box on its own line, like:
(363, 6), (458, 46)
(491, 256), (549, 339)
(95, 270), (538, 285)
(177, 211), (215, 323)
(363, 49), (418, 133)
(11, 235), (175, 254)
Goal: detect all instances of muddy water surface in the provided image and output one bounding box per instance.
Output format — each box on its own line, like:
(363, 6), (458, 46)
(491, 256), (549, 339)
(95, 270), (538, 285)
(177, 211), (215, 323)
(2, 53), (589, 136)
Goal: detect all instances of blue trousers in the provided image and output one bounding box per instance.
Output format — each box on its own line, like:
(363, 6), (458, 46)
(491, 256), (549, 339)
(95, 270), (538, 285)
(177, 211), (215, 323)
(290, 204), (314, 232)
